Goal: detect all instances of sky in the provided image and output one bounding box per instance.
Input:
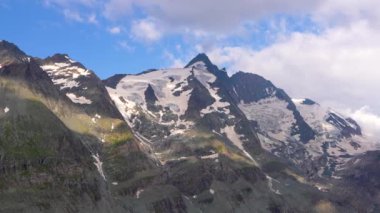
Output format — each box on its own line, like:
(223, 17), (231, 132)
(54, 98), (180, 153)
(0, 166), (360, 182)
(1, 0), (380, 140)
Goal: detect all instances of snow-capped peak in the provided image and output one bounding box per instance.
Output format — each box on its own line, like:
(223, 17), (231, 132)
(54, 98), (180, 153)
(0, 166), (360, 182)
(40, 54), (93, 105)
(184, 53), (214, 69)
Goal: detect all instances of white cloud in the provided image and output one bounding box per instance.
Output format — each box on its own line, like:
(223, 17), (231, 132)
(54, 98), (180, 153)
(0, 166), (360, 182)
(44, 0), (99, 24)
(63, 9), (84, 22)
(117, 40), (134, 52)
(207, 21), (380, 114)
(131, 19), (162, 42)
(315, 0), (380, 27)
(44, 0), (97, 7)
(62, 9), (98, 24)
(103, 0), (134, 20)
(103, 0), (322, 32)
(87, 13), (98, 24)
(345, 106), (380, 142)
(163, 51), (185, 68)
(45, 0), (380, 37)
(108, 26), (122, 34)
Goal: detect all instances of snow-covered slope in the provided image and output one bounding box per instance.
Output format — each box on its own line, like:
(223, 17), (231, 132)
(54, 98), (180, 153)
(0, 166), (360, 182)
(107, 67), (194, 135)
(105, 56), (261, 165)
(231, 71), (315, 144)
(293, 99), (362, 138)
(293, 98), (374, 176)
(39, 54), (122, 118)
(105, 54), (378, 178)
(228, 71), (376, 177)
(239, 97), (297, 142)
(40, 54), (92, 104)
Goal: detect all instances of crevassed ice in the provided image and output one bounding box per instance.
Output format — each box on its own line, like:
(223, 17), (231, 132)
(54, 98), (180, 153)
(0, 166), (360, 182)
(239, 97), (296, 142)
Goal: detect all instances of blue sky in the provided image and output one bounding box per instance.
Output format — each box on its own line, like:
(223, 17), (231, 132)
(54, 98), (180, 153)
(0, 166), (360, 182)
(0, 0), (177, 78)
(2, 0), (380, 137)
(0, 0), (319, 79)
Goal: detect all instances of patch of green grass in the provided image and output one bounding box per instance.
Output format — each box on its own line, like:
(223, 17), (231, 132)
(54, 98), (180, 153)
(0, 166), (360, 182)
(107, 131), (133, 148)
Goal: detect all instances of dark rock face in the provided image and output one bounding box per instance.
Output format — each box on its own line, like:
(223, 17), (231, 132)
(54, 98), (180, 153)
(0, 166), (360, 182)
(344, 151), (380, 192)
(103, 74), (127, 89)
(334, 151), (380, 211)
(145, 84), (159, 112)
(230, 72), (276, 103)
(302, 98), (317, 105)
(185, 53), (214, 70)
(326, 112), (362, 137)
(184, 75), (215, 120)
(0, 40), (28, 64)
(152, 196), (187, 213)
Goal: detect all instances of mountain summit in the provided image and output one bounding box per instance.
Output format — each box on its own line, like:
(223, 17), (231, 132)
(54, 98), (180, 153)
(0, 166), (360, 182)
(185, 53), (214, 68)
(0, 41), (379, 212)
(0, 40), (28, 65)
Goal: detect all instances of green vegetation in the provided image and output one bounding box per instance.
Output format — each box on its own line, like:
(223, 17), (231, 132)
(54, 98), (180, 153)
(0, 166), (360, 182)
(107, 131), (133, 148)
(0, 100), (59, 160)
(0, 132), (54, 159)
(104, 122), (134, 148)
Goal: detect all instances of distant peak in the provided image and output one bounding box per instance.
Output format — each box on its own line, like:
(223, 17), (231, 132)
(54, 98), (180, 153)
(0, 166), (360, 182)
(45, 53), (76, 64)
(0, 40), (30, 65)
(231, 71), (272, 84)
(184, 53), (214, 69)
(0, 40), (27, 58)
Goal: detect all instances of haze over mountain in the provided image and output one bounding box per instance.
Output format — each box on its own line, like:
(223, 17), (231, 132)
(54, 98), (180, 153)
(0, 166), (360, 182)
(0, 40), (379, 212)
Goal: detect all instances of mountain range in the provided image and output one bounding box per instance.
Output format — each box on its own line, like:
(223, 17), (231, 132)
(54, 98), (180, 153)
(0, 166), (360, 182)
(0, 40), (379, 212)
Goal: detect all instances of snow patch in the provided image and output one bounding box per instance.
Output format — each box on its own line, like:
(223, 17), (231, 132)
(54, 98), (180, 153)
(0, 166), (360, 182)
(136, 189), (144, 199)
(66, 93), (92, 104)
(3, 107), (9, 114)
(51, 78), (80, 90)
(200, 153), (219, 159)
(91, 114), (102, 124)
(106, 68), (195, 134)
(221, 125), (258, 165)
(115, 68), (192, 115)
(189, 61), (207, 70)
(292, 98), (306, 104)
(92, 154), (106, 181)
(65, 55), (76, 64)
(41, 61), (91, 91)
